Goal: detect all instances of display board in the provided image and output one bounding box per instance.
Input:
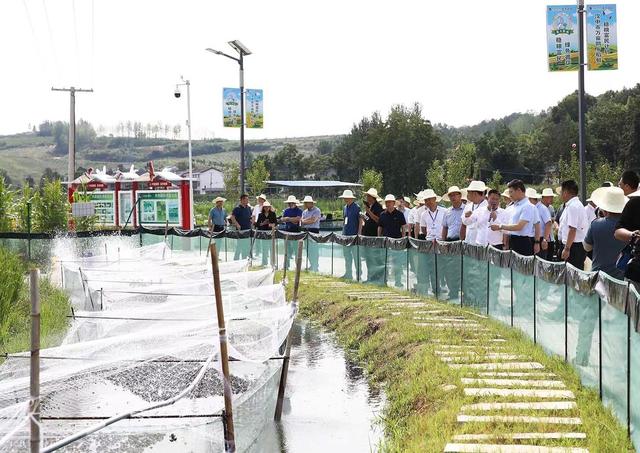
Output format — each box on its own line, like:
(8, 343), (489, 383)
(135, 190), (181, 226)
(88, 191), (116, 225)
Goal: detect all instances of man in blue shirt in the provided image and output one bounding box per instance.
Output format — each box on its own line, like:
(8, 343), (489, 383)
(491, 180), (537, 256)
(339, 189), (361, 280)
(230, 194), (252, 260)
(440, 186), (465, 300)
(208, 197), (227, 233)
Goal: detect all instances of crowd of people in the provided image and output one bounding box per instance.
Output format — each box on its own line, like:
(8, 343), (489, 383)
(208, 170), (640, 287)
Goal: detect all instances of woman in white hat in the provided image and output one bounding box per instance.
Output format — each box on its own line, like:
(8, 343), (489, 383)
(251, 193), (268, 225)
(584, 187), (628, 279)
(338, 189), (361, 279)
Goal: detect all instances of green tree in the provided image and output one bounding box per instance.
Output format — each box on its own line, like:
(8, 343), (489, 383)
(223, 163), (240, 200)
(246, 158), (270, 196)
(0, 177), (15, 231)
(34, 180), (68, 232)
(487, 169), (503, 193)
(360, 168), (383, 195)
(14, 185), (39, 232)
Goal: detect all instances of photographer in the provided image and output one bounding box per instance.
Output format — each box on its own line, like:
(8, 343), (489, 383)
(614, 194), (640, 287)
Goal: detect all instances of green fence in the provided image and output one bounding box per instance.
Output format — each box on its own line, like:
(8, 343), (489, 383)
(2, 227), (640, 450)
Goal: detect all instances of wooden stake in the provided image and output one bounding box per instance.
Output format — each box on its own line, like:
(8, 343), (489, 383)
(274, 240), (303, 421)
(271, 228), (277, 269)
(29, 269), (40, 453)
(209, 243), (236, 452)
(282, 235), (289, 282)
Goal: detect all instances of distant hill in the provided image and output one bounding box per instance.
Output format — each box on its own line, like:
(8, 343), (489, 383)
(0, 133), (342, 185)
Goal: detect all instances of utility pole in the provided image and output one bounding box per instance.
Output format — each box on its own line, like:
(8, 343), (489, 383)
(51, 87), (93, 182)
(577, 0), (588, 202)
(239, 53), (246, 195)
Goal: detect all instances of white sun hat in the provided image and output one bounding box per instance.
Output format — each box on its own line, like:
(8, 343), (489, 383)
(384, 194), (396, 202)
(590, 187), (628, 213)
(256, 193), (267, 200)
(284, 195), (299, 204)
(338, 189), (356, 199)
(541, 188), (556, 197)
(525, 188), (541, 199)
(213, 196), (226, 203)
(421, 188), (440, 201)
(441, 186), (463, 202)
(466, 180), (488, 193)
(403, 196), (411, 204)
(461, 188), (468, 201)
(302, 195), (315, 203)
(501, 189), (511, 199)
(364, 188), (379, 198)
(262, 201), (272, 208)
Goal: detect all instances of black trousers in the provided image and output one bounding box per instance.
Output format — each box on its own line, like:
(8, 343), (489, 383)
(213, 225), (225, 232)
(490, 243), (504, 251)
(561, 242), (587, 270)
(509, 235), (534, 256)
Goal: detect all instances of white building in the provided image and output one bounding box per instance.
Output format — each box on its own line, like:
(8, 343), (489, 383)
(182, 168), (225, 194)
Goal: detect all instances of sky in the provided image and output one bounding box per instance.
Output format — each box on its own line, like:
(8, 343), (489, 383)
(0, 0), (638, 140)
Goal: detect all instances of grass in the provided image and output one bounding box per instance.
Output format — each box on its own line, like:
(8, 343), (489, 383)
(292, 273), (633, 452)
(0, 246), (71, 363)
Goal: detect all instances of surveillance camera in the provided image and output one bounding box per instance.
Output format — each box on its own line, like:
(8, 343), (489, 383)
(174, 89), (181, 98)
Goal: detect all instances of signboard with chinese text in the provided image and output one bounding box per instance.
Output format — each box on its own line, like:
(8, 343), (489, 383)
(546, 5), (580, 71)
(587, 4), (618, 70)
(118, 191), (133, 226)
(88, 191), (116, 225)
(223, 88), (242, 127)
(246, 89), (264, 128)
(136, 190), (181, 226)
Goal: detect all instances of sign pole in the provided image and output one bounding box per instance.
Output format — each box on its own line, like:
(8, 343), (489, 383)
(577, 0), (588, 202)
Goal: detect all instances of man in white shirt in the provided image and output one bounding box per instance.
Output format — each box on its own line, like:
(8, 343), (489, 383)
(584, 198), (597, 224)
(420, 192), (446, 241)
(558, 180), (589, 270)
(490, 180), (537, 256)
(476, 189), (509, 249)
(407, 198), (422, 238)
(528, 190), (553, 259)
(413, 190), (431, 239)
(462, 181), (488, 244)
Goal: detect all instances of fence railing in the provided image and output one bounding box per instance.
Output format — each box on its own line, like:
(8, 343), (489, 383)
(1, 227), (639, 450)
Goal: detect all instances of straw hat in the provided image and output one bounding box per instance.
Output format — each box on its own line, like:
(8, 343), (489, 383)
(376, 197), (383, 203)
(213, 196), (226, 203)
(413, 199), (424, 206)
(284, 195), (299, 204)
(403, 196), (411, 204)
(590, 187), (628, 214)
(525, 188), (541, 199)
(262, 201), (272, 208)
(466, 180), (488, 193)
(338, 189), (356, 199)
(256, 193), (267, 200)
(461, 188), (468, 201)
(364, 188), (379, 198)
(541, 188), (556, 198)
(420, 189), (441, 202)
(302, 195), (315, 203)
(384, 194), (396, 202)
(440, 186), (460, 202)
(555, 186), (562, 195)
(501, 189), (511, 199)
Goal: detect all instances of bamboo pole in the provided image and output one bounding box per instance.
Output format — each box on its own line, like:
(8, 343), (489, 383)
(271, 228), (276, 269)
(29, 269), (40, 453)
(274, 240), (303, 421)
(282, 235), (289, 282)
(209, 243), (236, 452)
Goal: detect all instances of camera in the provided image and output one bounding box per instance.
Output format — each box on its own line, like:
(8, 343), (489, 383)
(174, 89), (181, 98)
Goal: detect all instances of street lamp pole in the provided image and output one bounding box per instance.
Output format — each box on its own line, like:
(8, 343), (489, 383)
(206, 41), (252, 195)
(577, 0), (588, 202)
(175, 77), (194, 229)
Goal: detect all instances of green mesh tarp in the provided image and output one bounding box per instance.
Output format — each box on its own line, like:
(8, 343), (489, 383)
(252, 237), (274, 267)
(597, 272), (630, 425)
(488, 264), (511, 325)
(306, 234), (333, 274)
(437, 241), (462, 304)
(566, 286), (600, 389)
(512, 271), (535, 338)
(386, 248), (408, 290)
(534, 259), (566, 358)
(332, 236), (359, 281)
(359, 237), (387, 286)
(461, 256), (486, 312)
(408, 248), (437, 297)
(629, 286), (640, 451)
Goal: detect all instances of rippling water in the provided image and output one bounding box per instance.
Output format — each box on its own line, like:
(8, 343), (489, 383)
(248, 320), (385, 453)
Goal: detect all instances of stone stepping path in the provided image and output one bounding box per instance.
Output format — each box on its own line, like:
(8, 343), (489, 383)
(464, 388), (575, 399)
(460, 378), (566, 389)
(457, 415), (582, 425)
(444, 443), (588, 452)
(460, 401), (577, 411)
(452, 432), (586, 441)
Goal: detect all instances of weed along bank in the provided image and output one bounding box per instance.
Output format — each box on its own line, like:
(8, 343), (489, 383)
(66, 164), (193, 230)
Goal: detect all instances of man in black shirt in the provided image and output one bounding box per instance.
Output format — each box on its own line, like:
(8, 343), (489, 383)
(359, 188), (383, 282)
(615, 195), (640, 287)
(378, 194), (407, 239)
(378, 194), (407, 287)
